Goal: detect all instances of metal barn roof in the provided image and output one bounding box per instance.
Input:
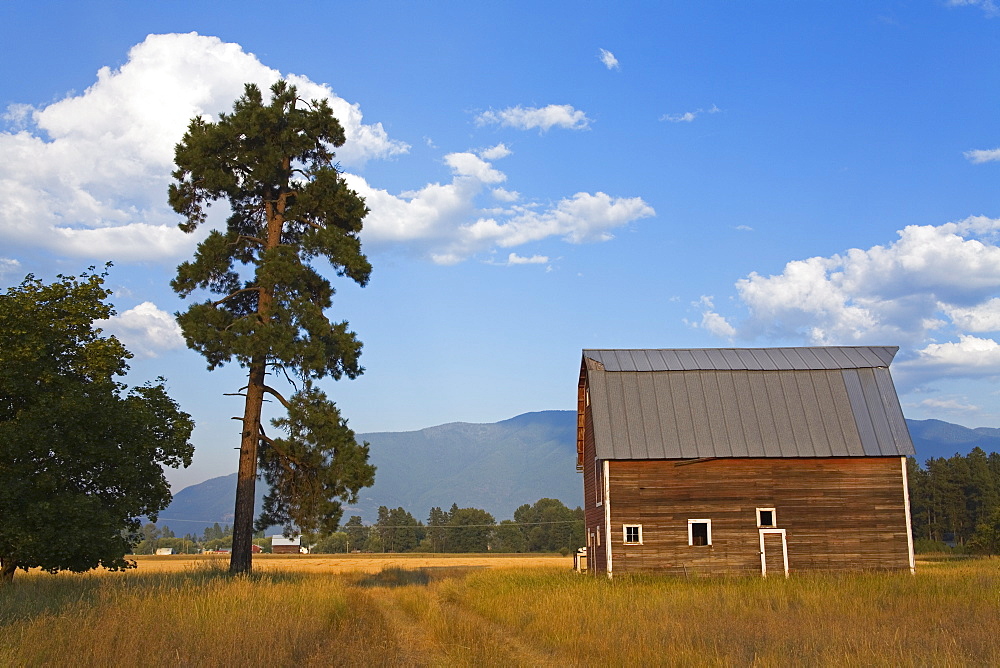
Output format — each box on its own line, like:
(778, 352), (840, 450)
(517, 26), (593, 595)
(583, 346), (898, 372)
(581, 347), (914, 460)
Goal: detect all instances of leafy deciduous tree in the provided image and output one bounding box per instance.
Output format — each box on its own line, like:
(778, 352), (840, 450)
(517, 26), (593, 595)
(447, 505), (495, 553)
(170, 80), (375, 573)
(513, 498), (585, 553)
(0, 270), (194, 583)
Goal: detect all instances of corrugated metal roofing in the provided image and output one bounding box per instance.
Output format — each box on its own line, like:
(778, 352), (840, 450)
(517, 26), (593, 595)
(582, 347), (914, 460)
(583, 346), (898, 372)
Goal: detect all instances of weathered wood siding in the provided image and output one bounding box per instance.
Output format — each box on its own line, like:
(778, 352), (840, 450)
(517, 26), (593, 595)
(605, 456), (911, 575)
(581, 387), (608, 573)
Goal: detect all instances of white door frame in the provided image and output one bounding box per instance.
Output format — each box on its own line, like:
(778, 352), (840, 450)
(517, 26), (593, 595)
(759, 528), (788, 578)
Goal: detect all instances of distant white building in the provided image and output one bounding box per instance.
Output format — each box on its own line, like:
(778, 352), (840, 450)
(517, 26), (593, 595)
(154, 547), (175, 555)
(270, 535), (308, 554)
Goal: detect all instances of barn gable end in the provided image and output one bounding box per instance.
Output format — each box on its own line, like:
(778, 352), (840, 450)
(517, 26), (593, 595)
(578, 346), (916, 577)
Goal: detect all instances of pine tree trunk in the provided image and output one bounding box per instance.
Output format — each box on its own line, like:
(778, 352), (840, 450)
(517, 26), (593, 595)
(230, 188), (283, 575)
(230, 358), (266, 574)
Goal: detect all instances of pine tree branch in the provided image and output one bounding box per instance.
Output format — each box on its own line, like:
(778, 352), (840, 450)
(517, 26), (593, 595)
(261, 385), (292, 410)
(211, 287), (262, 308)
(232, 235), (265, 246)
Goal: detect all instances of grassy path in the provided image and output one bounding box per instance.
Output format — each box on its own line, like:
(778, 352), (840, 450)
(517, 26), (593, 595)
(359, 575), (560, 667)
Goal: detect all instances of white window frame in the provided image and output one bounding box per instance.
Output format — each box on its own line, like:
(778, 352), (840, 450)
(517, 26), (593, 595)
(596, 526), (601, 546)
(756, 507), (777, 528)
(688, 519), (712, 546)
(623, 524), (643, 545)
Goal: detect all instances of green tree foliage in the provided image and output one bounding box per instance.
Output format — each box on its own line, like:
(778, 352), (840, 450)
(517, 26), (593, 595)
(446, 505), (495, 553)
(169, 80), (375, 573)
(373, 506), (423, 553)
(426, 507), (449, 553)
(342, 515), (368, 553)
(0, 270), (194, 583)
(493, 520), (527, 553)
(968, 506), (1000, 555)
(908, 449), (1000, 547)
(311, 531), (349, 554)
(513, 498), (585, 553)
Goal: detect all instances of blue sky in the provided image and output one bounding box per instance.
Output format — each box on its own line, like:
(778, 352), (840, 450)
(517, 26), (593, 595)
(3, 1), (1000, 489)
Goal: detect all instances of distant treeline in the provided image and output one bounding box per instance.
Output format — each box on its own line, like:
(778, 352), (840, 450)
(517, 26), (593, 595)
(312, 498), (585, 555)
(907, 448), (1000, 553)
(133, 498), (585, 555)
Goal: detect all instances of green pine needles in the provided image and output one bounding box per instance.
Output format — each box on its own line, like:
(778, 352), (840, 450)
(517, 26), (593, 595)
(170, 80), (375, 573)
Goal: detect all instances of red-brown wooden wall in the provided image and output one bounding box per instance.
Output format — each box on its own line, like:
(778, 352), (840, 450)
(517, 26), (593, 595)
(584, 455), (912, 576)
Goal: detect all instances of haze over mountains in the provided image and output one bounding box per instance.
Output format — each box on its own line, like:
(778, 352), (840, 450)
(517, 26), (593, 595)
(154, 411), (1000, 532)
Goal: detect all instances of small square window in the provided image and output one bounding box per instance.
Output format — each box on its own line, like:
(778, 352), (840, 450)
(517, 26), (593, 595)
(688, 519), (712, 546)
(623, 524), (642, 545)
(756, 508), (777, 528)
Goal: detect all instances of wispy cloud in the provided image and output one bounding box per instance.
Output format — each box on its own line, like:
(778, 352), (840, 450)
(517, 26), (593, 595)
(0, 258), (22, 281)
(505, 253), (549, 266)
(598, 48), (619, 70)
(916, 397), (981, 414)
(965, 147), (1000, 164)
(660, 105), (721, 123)
(475, 105), (591, 132)
(947, 0), (1000, 18)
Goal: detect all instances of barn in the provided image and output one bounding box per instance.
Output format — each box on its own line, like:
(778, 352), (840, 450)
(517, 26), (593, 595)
(578, 346), (916, 577)
(270, 535), (304, 554)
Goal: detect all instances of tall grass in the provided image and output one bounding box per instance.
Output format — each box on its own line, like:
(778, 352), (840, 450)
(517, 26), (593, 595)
(0, 564), (398, 666)
(2, 558), (998, 666)
(445, 559), (1000, 665)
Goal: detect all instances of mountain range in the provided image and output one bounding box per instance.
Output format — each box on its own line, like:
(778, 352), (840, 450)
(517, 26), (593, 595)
(153, 411), (1000, 533)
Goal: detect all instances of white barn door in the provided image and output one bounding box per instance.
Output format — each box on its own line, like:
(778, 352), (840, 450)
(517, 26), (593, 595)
(759, 529), (788, 578)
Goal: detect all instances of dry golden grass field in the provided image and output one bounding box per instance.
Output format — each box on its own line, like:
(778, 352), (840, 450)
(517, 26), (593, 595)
(128, 552), (571, 574)
(2, 554), (999, 666)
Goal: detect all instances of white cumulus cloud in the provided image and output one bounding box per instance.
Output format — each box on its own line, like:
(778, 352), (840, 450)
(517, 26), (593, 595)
(598, 49), (620, 70)
(5, 34), (650, 268)
(898, 336), (1000, 384)
(1, 32), (408, 262)
(475, 105), (591, 132)
(491, 188), (520, 203)
(346, 147), (654, 264)
(479, 143), (512, 160)
(97, 301), (185, 358)
(698, 215), (1000, 389)
(689, 296), (737, 338)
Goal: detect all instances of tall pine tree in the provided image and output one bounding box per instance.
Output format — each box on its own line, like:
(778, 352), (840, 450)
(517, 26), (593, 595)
(170, 81), (375, 574)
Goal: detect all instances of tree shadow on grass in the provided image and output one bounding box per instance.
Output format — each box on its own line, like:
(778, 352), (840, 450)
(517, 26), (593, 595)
(354, 566), (487, 588)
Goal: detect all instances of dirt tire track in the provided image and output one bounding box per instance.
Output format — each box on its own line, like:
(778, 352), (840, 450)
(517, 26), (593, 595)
(432, 584), (563, 667)
(361, 586), (449, 667)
